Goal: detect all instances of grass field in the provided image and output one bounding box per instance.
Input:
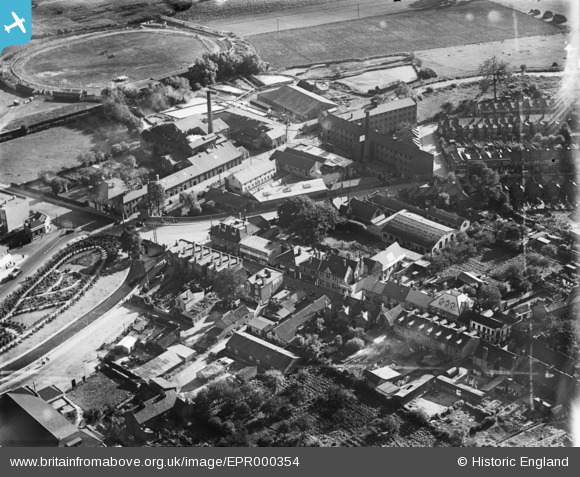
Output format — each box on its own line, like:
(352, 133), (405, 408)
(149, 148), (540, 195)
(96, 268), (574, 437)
(13, 29), (221, 90)
(249, 1), (563, 68)
(0, 115), (134, 183)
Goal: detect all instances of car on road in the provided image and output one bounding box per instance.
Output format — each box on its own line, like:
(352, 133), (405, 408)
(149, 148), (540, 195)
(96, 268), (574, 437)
(8, 267), (22, 279)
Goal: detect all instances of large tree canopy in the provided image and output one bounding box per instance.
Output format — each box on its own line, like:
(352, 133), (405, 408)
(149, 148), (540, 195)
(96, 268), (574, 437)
(212, 268), (248, 305)
(478, 56), (511, 99)
(277, 197), (341, 244)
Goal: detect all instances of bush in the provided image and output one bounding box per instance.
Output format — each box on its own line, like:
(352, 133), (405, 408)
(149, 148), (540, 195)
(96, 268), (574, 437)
(553, 14), (567, 24)
(418, 67), (437, 80)
(542, 11), (553, 19)
(425, 86), (434, 94)
(405, 409), (430, 427)
(343, 337), (364, 355)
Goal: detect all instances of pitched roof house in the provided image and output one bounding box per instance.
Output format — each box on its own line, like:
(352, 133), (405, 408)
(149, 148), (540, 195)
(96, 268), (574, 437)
(225, 331), (301, 373)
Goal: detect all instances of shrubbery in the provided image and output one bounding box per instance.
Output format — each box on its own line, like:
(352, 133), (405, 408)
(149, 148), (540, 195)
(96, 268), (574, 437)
(188, 51), (266, 87)
(418, 67), (437, 80)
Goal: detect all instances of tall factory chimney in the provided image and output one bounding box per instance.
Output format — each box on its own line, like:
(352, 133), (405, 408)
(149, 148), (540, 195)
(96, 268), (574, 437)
(207, 90), (213, 134)
(363, 110), (370, 163)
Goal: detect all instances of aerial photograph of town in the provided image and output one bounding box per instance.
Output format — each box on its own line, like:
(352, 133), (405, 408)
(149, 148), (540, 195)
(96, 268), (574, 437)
(0, 0), (578, 448)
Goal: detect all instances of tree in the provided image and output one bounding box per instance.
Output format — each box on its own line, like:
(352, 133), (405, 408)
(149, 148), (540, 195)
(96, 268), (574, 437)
(502, 261), (531, 293)
(212, 268), (248, 305)
(541, 244), (558, 258)
(294, 414), (315, 434)
(476, 283), (502, 311)
(297, 333), (324, 363)
(49, 177), (69, 195)
(101, 88), (142, 132)
(180, 191), (201, 216)
(478, 56), (511, 99)
(546, 318), (578, 358)
(277, 195), (314, 229)
(441, 101), (453, 115)
(493, 220), (525, 247)
(147, 182), (166, 215)
(120, 225), (142, 260)
(344, 337), (365, 355)
(377, 415), (400, 436)
(261, 370), (285, 394)
(520, 64), (527, 79)
(277, 196), (340, 244)
(123, 155), (137, 170)
(76, 152), (95, 167)
(467, 161), (508, 210)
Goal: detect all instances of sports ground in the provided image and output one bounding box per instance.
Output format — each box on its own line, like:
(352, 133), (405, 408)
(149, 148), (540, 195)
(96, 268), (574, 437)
(11, 29), (225, 90)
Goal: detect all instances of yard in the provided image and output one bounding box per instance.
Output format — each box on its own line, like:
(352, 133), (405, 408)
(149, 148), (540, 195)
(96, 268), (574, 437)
(338, 65), (418, 93)
(67, 369), (136, 411)
(249, 1), (563, 68)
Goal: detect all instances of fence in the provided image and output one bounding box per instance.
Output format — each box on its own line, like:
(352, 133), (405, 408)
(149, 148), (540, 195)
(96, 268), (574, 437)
(0, 104), (102, 144)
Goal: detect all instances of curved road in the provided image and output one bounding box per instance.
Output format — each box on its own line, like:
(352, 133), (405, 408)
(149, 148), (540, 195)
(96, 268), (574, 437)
(0, 261), (151, 374)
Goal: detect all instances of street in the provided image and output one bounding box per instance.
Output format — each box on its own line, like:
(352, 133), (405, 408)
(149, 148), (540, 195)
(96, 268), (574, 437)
(0, 230), (89, 304)
(0, 304), (140, 394)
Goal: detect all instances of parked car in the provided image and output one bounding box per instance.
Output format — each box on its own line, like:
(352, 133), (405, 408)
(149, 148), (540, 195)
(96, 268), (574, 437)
(8, 268), (22, 280)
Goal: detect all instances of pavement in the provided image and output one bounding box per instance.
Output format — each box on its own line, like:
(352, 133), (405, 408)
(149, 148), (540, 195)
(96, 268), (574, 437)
(0, 259), (149, 376)
(0, 304), (140, 394)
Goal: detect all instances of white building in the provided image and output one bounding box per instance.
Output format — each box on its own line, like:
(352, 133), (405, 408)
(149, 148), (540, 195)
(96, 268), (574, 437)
(225, 160), (277, 195)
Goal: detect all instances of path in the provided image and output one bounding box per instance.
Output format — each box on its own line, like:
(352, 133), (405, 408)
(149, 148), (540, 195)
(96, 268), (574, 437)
(0, 304), (140, 394)
(0, 262), (143, 375)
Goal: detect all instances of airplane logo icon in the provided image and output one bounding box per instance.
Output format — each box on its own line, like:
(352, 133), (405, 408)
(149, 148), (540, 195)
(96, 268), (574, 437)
(4, 12), (26, 34)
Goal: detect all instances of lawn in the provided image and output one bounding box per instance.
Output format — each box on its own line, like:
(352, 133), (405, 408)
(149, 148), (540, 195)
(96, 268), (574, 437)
(13, 29), (222, 90)
(249, 1), (563, 68)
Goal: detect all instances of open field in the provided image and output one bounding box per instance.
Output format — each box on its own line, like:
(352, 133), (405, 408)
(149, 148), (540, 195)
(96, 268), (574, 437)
(31, 0), (174, 34)
(0, 115), (135, 183)
(416, 33), (568, 79)
(13, 29), (222, 90)
(249, 1), (563, 68)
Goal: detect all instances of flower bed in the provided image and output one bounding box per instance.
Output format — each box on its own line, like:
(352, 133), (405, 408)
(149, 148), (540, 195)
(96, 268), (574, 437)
(0, 235), (120, 355)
